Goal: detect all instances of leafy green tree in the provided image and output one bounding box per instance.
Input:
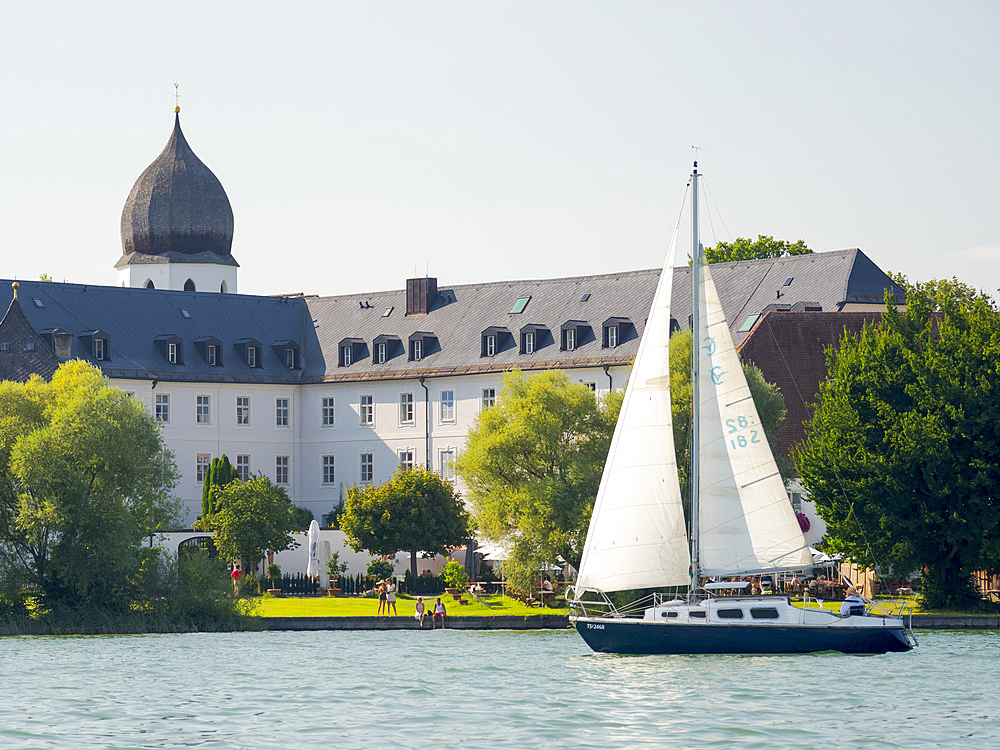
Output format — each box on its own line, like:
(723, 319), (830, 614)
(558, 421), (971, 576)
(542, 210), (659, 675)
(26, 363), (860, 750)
(200, 455), (238, 528)
(340, 466), (469, 579)
(210, 476), (299, 577)
(0, 361), (179, 612)
(795, 282), (1000, 609)
(455, 370), (621, 590)
(704, 235), (812, 264)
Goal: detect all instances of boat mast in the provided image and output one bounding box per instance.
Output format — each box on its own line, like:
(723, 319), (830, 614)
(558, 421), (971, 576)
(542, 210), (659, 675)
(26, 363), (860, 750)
(689, 162), (702, 589)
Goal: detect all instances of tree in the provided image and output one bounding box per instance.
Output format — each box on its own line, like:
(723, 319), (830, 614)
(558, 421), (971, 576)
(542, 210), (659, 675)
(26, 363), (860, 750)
(199, 455), (238, 529)
(795, 283), (1000, 609)
(704, 235), (812, 264)
(455, 370), (621, 590)
(0, 361), (179, 611)
(210, 476), (299, 577)
(340, 467), (469, 579)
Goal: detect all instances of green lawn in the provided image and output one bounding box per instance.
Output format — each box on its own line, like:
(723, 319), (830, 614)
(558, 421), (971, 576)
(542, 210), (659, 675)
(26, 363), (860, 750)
(255, 592), (567, 618)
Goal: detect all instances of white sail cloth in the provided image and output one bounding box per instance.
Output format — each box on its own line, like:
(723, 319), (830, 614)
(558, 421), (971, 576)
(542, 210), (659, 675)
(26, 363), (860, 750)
(695, 258), (812, 575)
(575, 232), (691, 592)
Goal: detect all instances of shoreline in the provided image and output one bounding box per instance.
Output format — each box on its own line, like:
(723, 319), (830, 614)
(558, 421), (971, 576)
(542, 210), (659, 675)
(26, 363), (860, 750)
(261, 613), (1000, 631)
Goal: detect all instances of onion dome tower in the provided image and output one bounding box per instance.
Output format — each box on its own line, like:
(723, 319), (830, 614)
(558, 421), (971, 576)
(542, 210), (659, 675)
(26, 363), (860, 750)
(115, 104), (239, 292)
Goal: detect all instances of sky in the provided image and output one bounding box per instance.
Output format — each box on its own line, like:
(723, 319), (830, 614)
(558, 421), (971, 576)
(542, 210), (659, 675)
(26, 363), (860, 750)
(2, 2), (999, 299)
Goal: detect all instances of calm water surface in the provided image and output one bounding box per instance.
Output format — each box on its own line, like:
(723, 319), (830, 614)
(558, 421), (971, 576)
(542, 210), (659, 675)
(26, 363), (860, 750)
(0, 629), (996, 749)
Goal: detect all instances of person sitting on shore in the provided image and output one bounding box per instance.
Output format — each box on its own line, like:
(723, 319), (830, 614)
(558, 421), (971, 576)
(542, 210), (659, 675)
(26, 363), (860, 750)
(839, 586), (866, 617)
(432, 597), (447, 629)
(414, 597), (426, 628)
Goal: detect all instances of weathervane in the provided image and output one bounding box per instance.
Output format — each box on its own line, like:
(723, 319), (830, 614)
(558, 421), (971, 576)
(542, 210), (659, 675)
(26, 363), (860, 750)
(174, 82), (180, 113)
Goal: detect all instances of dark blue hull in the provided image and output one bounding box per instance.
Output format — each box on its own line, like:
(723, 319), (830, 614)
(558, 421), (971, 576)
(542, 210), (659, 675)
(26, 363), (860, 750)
(575, 618), (913, 655)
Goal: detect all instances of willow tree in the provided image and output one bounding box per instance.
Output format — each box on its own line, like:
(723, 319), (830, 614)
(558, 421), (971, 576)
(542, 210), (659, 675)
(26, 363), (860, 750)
(796, 283), (1000, 609)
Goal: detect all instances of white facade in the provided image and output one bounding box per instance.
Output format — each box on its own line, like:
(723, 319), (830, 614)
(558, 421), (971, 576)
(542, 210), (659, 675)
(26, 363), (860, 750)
(116, 261), (237, 293)
(121, 363), (631, 526)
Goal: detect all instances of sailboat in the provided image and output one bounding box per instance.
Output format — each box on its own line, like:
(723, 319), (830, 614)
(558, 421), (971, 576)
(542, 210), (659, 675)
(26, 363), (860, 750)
(568, 163), (915, 655)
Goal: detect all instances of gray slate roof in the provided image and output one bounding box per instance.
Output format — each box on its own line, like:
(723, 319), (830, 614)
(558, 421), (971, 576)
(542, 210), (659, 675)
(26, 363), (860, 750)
(0, 291), (60, 382)
(117, 113), (237, 268)
(0, 248), (905, 385)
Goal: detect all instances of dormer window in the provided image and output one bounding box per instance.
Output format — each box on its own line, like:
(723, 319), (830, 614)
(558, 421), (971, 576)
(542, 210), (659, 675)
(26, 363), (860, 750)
(480, 327), (512, 358)
(519, 324), (548, 354)
(156, 335), (183, 365)
(272, 340), (300, 371)
(247, 346), (257, 368)
(602, 317), (632, 349)
(560, 321), (592, 352)
(196, 337), (223, 367)
(338, 338), (365, 368)
(235, 338), (262, 369)
(82, 330), (110, 362)
(208, 345), (217, 366)
(94, 338), (106, 361)
(485, 334), (496, 357)
(524, 331), (534, 354)
(373, 335), (402, 364)
(377, 342), (387, 363)
(408, 332), (437, 362)
(285, 348), (296, 369)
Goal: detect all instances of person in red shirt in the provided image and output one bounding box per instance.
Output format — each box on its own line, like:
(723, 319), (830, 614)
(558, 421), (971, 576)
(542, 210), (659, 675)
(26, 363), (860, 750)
(231, 565), (243, 597)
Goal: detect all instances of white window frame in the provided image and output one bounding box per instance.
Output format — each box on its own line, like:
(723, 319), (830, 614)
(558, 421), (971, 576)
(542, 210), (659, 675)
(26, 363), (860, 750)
(440, 390), (455, 423)
(196, 395), (211, 425)
(398, 449), (414, 471)
(360, 452), (374, 484)
(376, 342), (387, 364)
(412, 339), (423, 361)
(168, 342), (177, 364)
(481, 388), (496, 410)
(360, 394), (374, 426)
(236, 396), (251, 427)
(524, 331), (535, 354)
(485, 334), (497, 357)
(236, 454), (251, 481)
(342, 346), (353, 367)
(94, 338), (105, 361)
(207, 344), (217, 366)
(583, 382), (597, 392)
(322, 397), (335, 427)
(285, 348), (295, 369)
(399, 392), (414, 424)
(196, 453), (211, 483)
(247, 346), (257, 368)
(155, 393), (170, 423)
(322, 455), (335, 485)
(276, 397), (290, 428)
(275, 455), (290, 486)
(439, 447), (455, 480)
(565, 328), (576, 351)
(607, 325), (619, 348)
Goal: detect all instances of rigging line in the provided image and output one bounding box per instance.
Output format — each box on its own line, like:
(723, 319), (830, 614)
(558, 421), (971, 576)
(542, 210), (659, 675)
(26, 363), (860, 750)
(764, 321), (891, 590)
(700, 177), (732, 245)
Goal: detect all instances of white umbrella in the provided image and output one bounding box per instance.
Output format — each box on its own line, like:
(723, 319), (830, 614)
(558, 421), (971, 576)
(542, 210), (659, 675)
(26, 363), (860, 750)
(306, 520), (321, 578)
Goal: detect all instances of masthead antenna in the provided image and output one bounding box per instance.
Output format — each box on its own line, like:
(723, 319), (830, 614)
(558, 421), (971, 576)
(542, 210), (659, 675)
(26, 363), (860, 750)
(691, 145), (705, 169)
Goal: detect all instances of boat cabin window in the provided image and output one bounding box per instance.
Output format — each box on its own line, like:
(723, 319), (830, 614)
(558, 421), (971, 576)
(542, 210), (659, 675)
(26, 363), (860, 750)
(661, 611), (679, 618)
(689, 610), (707, 619)
(750, 608), (780, 619)
(717, 608), (744, 619)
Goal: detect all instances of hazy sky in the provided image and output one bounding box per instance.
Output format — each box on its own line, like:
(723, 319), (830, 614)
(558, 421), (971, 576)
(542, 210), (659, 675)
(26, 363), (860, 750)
(2, 2), (998, 299)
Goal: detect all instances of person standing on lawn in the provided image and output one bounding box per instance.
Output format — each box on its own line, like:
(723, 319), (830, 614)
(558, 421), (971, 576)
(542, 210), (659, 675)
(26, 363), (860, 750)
(386, 578), (397, 615)
(376, 579), (387, 616)
(231, 565), (243, 597)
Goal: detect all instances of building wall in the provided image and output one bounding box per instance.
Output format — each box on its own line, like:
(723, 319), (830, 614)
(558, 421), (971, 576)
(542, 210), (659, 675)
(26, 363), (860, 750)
(116, 262), (237, 293)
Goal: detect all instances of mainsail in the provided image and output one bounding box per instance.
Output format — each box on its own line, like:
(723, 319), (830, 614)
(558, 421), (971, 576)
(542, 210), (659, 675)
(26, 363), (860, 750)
(575, 230), (691, 592)
(695, 257), (812, 576)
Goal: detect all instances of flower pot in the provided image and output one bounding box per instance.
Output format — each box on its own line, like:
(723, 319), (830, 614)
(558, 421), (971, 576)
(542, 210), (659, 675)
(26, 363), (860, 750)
(445, 587), (461, 596)
(327, 587), (342, 596)
(267, 588), (282, 597)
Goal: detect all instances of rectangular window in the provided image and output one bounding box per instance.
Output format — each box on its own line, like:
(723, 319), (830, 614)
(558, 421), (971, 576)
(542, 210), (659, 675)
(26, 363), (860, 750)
(94, 338), (105, 361)
(236, 454), (251, 481)
(607, 325), (618, 348)
(398, 450), (414, 471)
(360, 453), (374, 483)
(322, 455), (335, 485)
(440, 390), (455, 423)
(196, 395), (211, 425)
(155, 393), (170, 423)
(342, 346), (352, 367)
(285, 348), (295, 369)
(481, 388), (496, 410)
(168, 342), (177, 364)
(485, 334), (496, 357)
(788, 491), (802, 514)
(584, 382), (596, 392)
(439, 448), (455, 480)
(376, 342), (387, 364)
(360, 394), (374, 426)
(196, 453), (211, 483)
(275, 455), (289, 485)
(565, 328), (576, 351)
(412, 339), (423, 361)
(524, 331), (535, 354)
(322, 397), (335, 427)
(510, 296), (531, 314)
(247, 346), (257, 368)
(207, 344), (217, 366)
(399, 393), (414, 424)
(236, 396), (251, 426)
(276, 398), (289, 427)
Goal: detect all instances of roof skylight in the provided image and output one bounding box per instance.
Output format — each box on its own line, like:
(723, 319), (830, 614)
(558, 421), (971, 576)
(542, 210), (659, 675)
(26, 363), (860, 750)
(510, 296), (531, 314)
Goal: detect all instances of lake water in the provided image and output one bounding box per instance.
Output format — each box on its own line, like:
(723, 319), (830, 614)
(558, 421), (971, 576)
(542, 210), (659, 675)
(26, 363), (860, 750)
(1, 629), (996, 748)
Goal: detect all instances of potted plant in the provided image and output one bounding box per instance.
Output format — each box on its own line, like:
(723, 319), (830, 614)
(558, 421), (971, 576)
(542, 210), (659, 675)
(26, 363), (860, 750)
(327, 552), (349, 595)
(266, 563), (282, 596)
(443, 560), (469, 600)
